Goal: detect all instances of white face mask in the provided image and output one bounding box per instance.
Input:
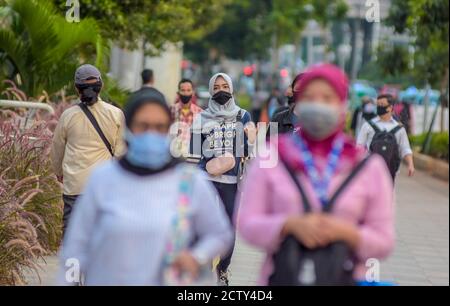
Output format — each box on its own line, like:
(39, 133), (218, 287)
(294, 102), (341, 140)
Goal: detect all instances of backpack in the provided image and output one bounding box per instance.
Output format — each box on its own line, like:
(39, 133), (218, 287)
(368, 120), (403, 180)
(269, 157), (371, 286)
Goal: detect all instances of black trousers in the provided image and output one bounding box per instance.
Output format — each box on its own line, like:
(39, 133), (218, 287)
(212, 182), (238, 274)
(251, 109), (261, 124)
(62, 194), (79, 236)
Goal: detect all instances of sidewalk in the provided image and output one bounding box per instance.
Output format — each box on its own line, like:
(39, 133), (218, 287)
(25, 168), (449, 286)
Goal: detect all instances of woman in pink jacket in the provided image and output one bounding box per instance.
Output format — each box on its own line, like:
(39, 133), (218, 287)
(237, 64), (395, 285)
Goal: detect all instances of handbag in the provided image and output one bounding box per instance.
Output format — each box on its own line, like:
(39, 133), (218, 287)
(268, 157), (371, 286)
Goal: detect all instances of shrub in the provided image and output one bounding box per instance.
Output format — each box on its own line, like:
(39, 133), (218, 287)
(409, 132), (449, 161)
(0, 119), (62, 285)
(430, 132), (449, 161)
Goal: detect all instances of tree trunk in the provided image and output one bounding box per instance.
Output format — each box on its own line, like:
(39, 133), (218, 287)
(292, 32), (302, 76)
(439, 67), (449, 133)
(423, 83), (431, 133)
(271, 33), (279, 87)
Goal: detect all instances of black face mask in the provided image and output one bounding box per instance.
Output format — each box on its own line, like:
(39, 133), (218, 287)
(179, 94), (192, 104)
(377, 105), (390, 116)
(212, 91), (232, 105)
(76, 81), (102, 106)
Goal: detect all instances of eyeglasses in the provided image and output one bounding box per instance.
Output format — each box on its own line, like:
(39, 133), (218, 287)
(131, 122), (171, 134)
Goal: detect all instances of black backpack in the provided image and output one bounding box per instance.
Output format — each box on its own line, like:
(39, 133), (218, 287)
(268, 157), (371, 286)
(368, 120), (403, 180)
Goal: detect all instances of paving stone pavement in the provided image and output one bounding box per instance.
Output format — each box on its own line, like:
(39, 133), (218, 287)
(25, 167), (448, 286)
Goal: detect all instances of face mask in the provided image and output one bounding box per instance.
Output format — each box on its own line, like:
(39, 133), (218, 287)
(377, 105), (390, 116)
(294, 102), (341, 140)
(363, 103), (376, 114)
(76, 82), (102, 106)
(212, 91), (232, 105)
(179, 94), (192, 104)
(125, 130), (172, 169)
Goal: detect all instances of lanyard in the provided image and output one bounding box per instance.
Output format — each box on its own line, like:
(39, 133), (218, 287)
(292, 134), (344, 207)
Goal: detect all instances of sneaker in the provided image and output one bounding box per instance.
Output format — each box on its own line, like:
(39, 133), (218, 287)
(217, 271), (230, 286)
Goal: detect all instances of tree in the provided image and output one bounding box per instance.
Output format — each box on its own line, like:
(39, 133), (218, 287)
(387, 0), (449, 132)
(0, 0), (106, 98)
(377, 43), (412, 79)
(387, 0), (449, 88)
(185, 0), (273, 63)
(52, 0), (230, 52)
(185, 1), (313, 67)
(310, 0), (348, 59)
(185, 0), (348, 69)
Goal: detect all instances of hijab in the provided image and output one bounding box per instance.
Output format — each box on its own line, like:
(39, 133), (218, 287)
(193, 73), (241, 133)
(279, 64), (364, 172)
(120, 89), (180, 176)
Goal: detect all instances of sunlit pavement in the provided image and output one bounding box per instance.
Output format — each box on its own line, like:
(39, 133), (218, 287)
(25, 167), (449, 286)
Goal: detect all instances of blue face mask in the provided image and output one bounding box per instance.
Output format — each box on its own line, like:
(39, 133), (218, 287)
(125, 130), (172, 169)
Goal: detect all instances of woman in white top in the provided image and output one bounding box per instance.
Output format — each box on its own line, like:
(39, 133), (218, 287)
(59, 89), (233, 285)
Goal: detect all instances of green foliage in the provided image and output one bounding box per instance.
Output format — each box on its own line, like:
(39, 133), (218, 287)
(185, 0), (347, 63)
(185, 0), (274, 62)
(386, 0), (449, 88)
(236, 93), (251, 112)
(358, 60), (414, 88)
(52, 0), (230, 52)
(0, 0), (106, 98)
(101, 76), (130, 108)
(410, 132), (449, 161)
(377, 44), (411, 78)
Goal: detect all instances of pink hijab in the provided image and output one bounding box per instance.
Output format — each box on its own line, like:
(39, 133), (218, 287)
(278, 64), (364, 172)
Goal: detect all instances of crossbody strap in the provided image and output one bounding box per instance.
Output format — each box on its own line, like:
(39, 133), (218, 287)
(79, 103), (114, 157)
(390, 125), (403, 135)
(281, 157), (371, 213)
(367, 120), (381, 133)
(165, 166), (196, 265)
(281, 158), (312, 213)
(323, 157), (370, 213)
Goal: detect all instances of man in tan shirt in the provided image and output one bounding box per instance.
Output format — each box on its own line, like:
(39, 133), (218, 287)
(51, 64), (125, 233)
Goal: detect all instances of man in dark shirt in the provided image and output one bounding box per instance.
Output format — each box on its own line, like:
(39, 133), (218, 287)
(266, 74), (303, 139)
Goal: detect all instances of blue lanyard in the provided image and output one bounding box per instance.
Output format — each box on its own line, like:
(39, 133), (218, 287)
(292, 134), (344, 207)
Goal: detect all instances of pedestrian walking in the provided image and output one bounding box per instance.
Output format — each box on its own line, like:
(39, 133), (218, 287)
(171, 79), (203, 158)
(50, 64), (125, 234)
(393, 100), (414, 135)
(357, 94), (415, 182)
(190, 72), (257, 285)
(58, 90), (232, 286)
(132, 69), (156, 96)
(267, 74), (304, 139)
(350, 96), (377, 138)
(266, 87), (285, 120)
(237, 64), (395, 286)
(251, 85), (268, 123)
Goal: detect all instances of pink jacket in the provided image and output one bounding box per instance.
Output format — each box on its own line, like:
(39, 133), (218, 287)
(236, 138), (395, 285)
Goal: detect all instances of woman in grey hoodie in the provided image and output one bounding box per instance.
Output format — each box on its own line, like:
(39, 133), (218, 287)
(190, 73), (256, 285)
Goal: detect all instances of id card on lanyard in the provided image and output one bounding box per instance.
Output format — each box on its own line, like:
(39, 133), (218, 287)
(291, 134), (344, 208)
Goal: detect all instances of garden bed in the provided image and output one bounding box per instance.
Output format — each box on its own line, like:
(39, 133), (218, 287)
(413, 151), (449, 182)
(0, 119), (62, 285)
